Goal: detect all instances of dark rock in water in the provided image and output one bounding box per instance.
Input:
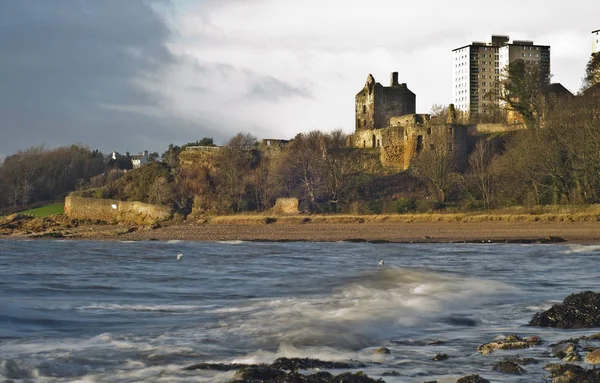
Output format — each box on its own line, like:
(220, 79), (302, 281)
(233, 366), (288, 381)
(506, 357), (538, 365)
(442, 315), (478, 327)
(456, 374), (490, 383)
(183, 362), (250, 371)
(544, 363), (600, 383)
(428, 340), (446, 346)
(231, 368), (383, 383)
(432, 353), (448, 361)
(373, 347), (390, 355)
(552, 342), (577, 359)
(529, 291), (600, 329)
(492, 360), (525, 374)
(382, 370), (401, 376)
(270, 357), (361, 371)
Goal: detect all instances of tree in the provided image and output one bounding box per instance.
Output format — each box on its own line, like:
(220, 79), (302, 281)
(581, 52), (600, 91)
(215, 133), (259, 212)
(500, 60), (550, 129)
(410, 129), (457, 204)
(467, 140), (496, 209)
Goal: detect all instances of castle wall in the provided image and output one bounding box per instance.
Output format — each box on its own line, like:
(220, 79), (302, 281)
(355, 74), (416, 131)
(373, 84), (416, 129)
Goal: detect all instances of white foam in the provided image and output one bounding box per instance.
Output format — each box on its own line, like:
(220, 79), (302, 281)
(563, 244), (600, 254)
(217, 240), (246, 245)
(211, 267), (517, 349)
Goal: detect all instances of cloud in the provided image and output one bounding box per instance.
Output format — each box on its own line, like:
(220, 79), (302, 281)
(0, 0), (224, 156)
(1, 0), (599, 157)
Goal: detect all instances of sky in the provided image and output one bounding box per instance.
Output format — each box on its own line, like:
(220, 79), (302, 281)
(1, 0), (598, 157)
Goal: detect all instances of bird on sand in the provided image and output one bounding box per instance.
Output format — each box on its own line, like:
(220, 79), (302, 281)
(177, 253), (183, 261)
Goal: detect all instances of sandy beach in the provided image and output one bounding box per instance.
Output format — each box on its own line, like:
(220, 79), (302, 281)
(97, 220), (600, 244)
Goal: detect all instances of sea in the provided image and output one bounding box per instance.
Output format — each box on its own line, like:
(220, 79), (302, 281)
(1, 240), (600, 382)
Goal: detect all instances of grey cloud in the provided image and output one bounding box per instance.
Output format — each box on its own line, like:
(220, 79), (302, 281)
(248, 76), (312, 101)
(0, 0), (223, 156)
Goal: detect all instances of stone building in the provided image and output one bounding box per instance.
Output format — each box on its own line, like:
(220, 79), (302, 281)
(593, 29), (599, 54)
(351, 74), (468, 171)
(355, 72), (416, 132)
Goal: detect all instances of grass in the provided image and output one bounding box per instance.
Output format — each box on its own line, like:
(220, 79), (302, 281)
(17, 203), (64, 218)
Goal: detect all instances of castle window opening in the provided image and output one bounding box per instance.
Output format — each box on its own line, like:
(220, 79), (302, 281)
(363, 140), (366, 148)
(363, 105), (366, 114)
(416, 135), (423, 153)
(426, 128), (431, 135)
(377, 139), (380, 147)
(372, 134), (376, 148)
(449, 127), (453, 134)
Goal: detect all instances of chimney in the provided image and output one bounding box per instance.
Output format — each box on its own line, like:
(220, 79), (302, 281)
(143, 150), (148, 157)
(390, 72), (399, 86)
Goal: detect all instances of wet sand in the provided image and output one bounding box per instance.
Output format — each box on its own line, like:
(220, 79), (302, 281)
(110, 220), (600, 244)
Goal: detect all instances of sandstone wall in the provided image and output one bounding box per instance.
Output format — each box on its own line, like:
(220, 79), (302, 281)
(272, 198), (299, 215)
(467, 123), (526, 135)
(65, 195), (172, 224)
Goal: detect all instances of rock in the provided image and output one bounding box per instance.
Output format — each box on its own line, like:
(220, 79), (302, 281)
(511, 357), (538, 365)
(382, 370), (401, 376)
(428, 340), (446, 346)
(432, 353), (448, 361)
(477, 334), (540, 355)
(563, 351), (582, 362)
(233, 366), (287, 381)
(588, 333), (600, 340)
(456, 374), (490, 383)
(585, 349), (600, 364)
(373, 347), (390, 355)
(184, 362), (249, 371)
(529, 291), (600, 329)
(270, 357), (360, 371)
(544, 363), (600, 383)
(553, 343), (577, 359)
(492, 360), (525, 374)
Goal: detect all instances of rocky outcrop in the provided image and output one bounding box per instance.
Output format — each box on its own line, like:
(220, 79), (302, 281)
(544, 363), (600, 383)
(529, 291), (600, 329)
(492, 360), (525, 374)
(231, 367), (381, 383)
(184, 358), (375, 382)
(477, 334), (541, 355)
(456, 374), (489, 383)
(65, 195), (172, 225)
(585, 349), (600, 364)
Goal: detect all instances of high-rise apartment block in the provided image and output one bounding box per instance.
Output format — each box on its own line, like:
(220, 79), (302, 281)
(593, 29), (599, 54)
(453, 35), (550, 118)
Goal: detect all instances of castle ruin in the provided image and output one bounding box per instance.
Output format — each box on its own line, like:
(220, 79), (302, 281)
(351, 73), (468, 171)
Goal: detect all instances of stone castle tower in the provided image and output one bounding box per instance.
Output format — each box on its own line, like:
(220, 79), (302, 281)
(355, 72), (416, 131)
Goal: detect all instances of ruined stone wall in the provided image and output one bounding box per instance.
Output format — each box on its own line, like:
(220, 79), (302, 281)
(373, 84), (416, 129)
(467, 123), (526, 135)
(349, 128), (386, 149)
(65, 195), (172, 224)
(272, 198), (299, 215)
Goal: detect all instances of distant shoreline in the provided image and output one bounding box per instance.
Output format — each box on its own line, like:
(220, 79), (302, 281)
(5, 219), (598, 244)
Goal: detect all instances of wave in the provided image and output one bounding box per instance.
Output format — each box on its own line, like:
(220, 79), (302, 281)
(217, 240), (246, 245)
(563, 244), (600, 254)
(77, 303), (206, 313)
(0, 359), (39, 380)
(214, 267), (517, 350)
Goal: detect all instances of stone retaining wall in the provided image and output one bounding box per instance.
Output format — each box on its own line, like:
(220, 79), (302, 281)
(64, 195), (172, 224)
